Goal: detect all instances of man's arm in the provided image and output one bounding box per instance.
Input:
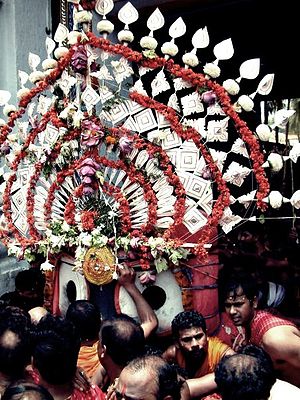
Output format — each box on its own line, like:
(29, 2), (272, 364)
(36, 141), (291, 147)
(262, 326), (300, 368)
(118, 265), (158, 338)
(186, 373), (217, 398)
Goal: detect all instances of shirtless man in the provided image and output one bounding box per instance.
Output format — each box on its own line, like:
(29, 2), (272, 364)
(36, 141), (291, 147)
(222, 274), (300, 387)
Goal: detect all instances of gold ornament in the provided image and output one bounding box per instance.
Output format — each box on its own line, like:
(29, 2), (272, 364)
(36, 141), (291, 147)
(83, 246), (115, 285)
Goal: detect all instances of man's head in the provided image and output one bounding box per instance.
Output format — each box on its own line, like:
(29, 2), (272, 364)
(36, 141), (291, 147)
(0, 306), (31, 379)
(222, 275), (258, 326)
(98, 314), (145, 369)
(66, 300), (101, 342)
(2, 380), (54, 400)
(215, 344), (276, 400)
(31, 314), (80, 385)
(171, 310), (208, 361)
(15, 268), (45, 300)
(116, 355), (183, 400)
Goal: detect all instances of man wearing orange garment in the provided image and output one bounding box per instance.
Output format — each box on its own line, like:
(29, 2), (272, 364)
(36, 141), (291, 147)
(163, 311), (234, 380)
(66, 300), (102, 378)
(67, 265), (158, 379)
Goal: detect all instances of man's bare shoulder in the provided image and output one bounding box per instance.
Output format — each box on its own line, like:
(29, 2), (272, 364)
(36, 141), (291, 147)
(262, 325), (300, 354)
(162, 344), (177, 363)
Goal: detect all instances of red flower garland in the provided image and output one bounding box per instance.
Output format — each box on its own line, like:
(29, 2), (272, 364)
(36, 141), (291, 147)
(0, 29), (270, 263)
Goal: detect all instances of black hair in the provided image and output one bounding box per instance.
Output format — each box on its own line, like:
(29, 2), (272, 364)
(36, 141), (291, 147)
(0, 313), (31, 378)
(31, 314), (80, 385)
(123, 355), (183, 400)
(220, 272), (258, 303)
(15, 268), (45, 293)
(66, 300), (102, 342)
(2, 380), (54, 400)
(0, 320), (31, 379)
(100, 314), (145, 367)
(215, 345), (276, 400)
(171, 310), (207, 339)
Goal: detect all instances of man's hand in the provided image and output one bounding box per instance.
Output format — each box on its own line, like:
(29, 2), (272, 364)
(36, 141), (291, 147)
(73, 367), (93, 392)
(117, 265), (136, 288)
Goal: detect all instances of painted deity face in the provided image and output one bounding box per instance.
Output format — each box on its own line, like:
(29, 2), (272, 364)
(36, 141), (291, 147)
(115, 368), (158, 400)
(177, 326), (208, 361)
(224, 286), (257, 326)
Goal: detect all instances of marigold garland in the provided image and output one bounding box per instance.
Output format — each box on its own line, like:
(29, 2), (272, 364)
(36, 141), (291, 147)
(0, 27), (270, 269)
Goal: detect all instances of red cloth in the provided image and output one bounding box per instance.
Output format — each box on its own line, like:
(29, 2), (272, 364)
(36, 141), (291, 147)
(250, 310), (296, 346)
(30, 370), (105, 400)
(216, 312), (246, 350)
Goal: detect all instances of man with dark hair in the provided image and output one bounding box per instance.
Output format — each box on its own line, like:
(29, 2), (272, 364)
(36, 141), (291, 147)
(91, 265), (157, 388)
(0, 268), (45, 312)
(96, 314), (146, 388)
(0, 305), (33, 397)
(114, 355), (184, 400)
(215, 345), (276, 400)
(215, 344), (300, 400)
(31, 314), (105, 399)
(66, 300), (102, 377)
(222, 274), (300, 387)
(163, 311), (234, 379)
(2, 380), (54, 400)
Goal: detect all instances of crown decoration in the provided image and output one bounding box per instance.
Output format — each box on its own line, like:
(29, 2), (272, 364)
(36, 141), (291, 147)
(0, 0), (297, 281)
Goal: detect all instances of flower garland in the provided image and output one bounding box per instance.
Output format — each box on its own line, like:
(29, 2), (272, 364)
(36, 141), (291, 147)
(0, 27), (270, 270)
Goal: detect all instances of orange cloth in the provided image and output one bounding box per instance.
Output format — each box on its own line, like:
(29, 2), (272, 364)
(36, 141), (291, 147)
(77, 341), (100, 378)
(175, 336), (230, 377)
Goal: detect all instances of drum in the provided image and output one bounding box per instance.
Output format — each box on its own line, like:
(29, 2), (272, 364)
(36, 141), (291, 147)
(115, 269), (184, 335)
(58, 255), (89, 316)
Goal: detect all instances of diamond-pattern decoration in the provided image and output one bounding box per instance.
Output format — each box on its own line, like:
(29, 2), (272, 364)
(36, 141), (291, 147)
(181, 92), (204, 116)
(206, 118), (229, 142)
(81, 85), (101, 107)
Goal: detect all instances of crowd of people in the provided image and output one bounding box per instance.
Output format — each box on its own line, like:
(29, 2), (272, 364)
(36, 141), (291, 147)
(0, 226), (300, 399)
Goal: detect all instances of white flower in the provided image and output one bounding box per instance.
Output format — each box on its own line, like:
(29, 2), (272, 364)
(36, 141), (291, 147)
(68, 31), (82, 45)
(256, 124), (272, 141)
(29, 71), (45, 84)
(74, 10), (93, 24)
(269, 191), (283, 209)
(28, 143), (40, 153)
(42, 59), (58, 71)
(161, 42), (179, 57)
(3, 104), (17, 116)
(238, 95), (254, 112)
(267, 153), (283, 172)
(61, 221), (71, 232)
(79, 232), (93, 247)
(182, 53), (199, 67)
(7, 244), (22, 258)
(75, 245), (86, 261)
(222, 79), (240, 95)
(93, 235), (108, 247)
(108, 210), (117, 219)
(49, 234), (64, 249)
(118, 30), (134, 43)
(148, 237), (165, 249)
(290, 190), (300, 209)
(54, 47), (69, 59)
(112, 270), (119, 280)
(17, 88), (31, 100)
(0, 119), (6, 126)
(203, 63), (221, 78)
(140, 36), (158, 50)
(130, 237), (141, 248)
(40, 260), (55, 271)
(97, 20), (114, 34)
